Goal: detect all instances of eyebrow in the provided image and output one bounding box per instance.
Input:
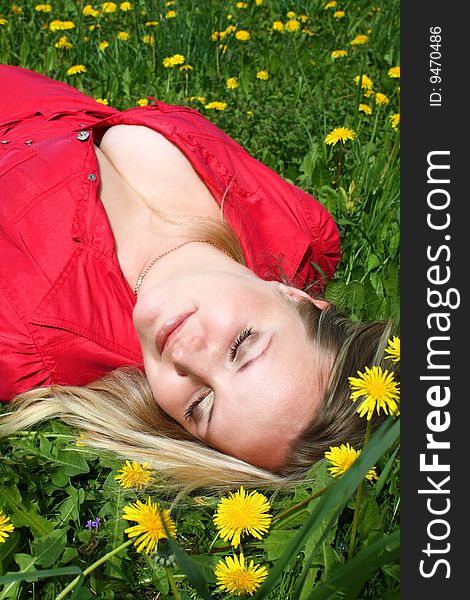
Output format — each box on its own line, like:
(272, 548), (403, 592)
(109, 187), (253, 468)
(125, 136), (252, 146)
(206, 333), (273, 429)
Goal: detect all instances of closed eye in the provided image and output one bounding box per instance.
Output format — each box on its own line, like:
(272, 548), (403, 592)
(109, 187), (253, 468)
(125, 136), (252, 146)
(184, 389), (213, 421)
(230, 327), (253, 361)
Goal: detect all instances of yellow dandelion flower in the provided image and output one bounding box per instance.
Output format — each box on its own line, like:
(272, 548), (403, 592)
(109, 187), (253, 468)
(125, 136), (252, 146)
(137, 98), (149, 106)
(75, 432), (88, 446)
(333, 10), (345, 19)
(117, 31), (129, 41)
(389, 112), (400, 131)
(236, 1), (248, 7)
(179, 64), (193, 71)
(364, 88), (375, 97)
(145, 21), (159, 26)
(226, 77), (238, 89)
(83, 5), (100, 17)
(354, 74), (373, 90)
(67, 64), (87, 76)
(388, 66), (400, 79)
(285, 19), (300, 32)
(101, 2), (117, 13)
(162, 53), (185, 67)
(188, 96), (206, 104)
(205, 101), (227, 111)
(331, 49), (348, 59)
(123, 497), (177, 555)
(325, 443), (378, 481)
(255, 0), (263, 5)
(286, 11), (296, 19)
(35, 4), (52, 12)
(215, 553), (268, 596)
(299, 14), (309, 23)
(213, 486), (272, 548)
(375, 92), (390, 105)
(165, 10), (177, 18)
(324, 127), (356, 146)
(211, 31), (220, 41)
(349, 365), (400, 420)
(115, 460), (154, 490)
(324, 0), (337, 9)
(0, 510), (15, 543)
(89, 23), (100, 31)
(385, 336), (400, 363)
(0, 18), (8, 25)
(256, 70), (269, 80)
(351, 34), (369, 46)
(142, 34), (154, 44)
(99, 40), (109, 50)
(96, 98), (109, 105)
(359, 103), (372, 115)
(225, 25), (236, 35)
(55, 36), (73, 49)
(49, 20), (75, 31)
(272, 21), (284, 32)
(166, 0), (175, 5)
(235, 29), (250, 41)
(120, 1), (132, 10)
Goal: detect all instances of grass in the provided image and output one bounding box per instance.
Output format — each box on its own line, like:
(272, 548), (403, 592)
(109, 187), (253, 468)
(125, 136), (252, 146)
(0, 0), (400, 598)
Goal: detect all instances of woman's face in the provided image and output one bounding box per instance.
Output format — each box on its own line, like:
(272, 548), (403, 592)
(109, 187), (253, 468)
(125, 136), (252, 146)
(133, 267), (329, 471)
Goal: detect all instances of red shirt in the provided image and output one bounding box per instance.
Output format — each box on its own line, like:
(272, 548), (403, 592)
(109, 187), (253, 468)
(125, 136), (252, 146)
(0, 65), (340, 401)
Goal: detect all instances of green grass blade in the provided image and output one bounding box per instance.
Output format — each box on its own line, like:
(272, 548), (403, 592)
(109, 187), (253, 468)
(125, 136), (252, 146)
(306, 530), (400, 600)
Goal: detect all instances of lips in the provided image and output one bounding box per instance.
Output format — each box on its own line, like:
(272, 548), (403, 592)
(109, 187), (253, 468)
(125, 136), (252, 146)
(156, 312), (194, 355)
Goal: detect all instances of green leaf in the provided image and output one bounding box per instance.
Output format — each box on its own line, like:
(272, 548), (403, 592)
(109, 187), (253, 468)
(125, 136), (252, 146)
(9, 500), (55, 538)
(30, 528), (68, 568)
(0, 566), (82, 585)
(51, 469), (71, 488)
(52, 449), (90, 477)
(262, 529), (298, 561)
(366, 253), (381, 274)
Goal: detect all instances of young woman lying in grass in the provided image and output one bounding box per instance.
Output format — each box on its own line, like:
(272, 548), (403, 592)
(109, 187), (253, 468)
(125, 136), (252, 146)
(0, 65), (399, 489)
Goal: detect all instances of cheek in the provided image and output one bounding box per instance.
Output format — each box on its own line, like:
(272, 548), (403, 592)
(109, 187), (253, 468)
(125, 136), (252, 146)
(144, 366), (187, 420)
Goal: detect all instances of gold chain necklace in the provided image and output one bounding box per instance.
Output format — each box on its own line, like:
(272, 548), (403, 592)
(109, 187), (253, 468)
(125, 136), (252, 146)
(133, 239), (232, 295)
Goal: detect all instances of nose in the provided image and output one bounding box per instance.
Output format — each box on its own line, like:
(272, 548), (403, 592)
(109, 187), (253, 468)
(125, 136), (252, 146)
(169, 335), (213, 378)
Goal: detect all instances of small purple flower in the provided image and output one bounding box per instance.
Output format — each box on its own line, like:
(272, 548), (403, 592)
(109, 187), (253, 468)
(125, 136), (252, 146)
(85, 517), (100, 530)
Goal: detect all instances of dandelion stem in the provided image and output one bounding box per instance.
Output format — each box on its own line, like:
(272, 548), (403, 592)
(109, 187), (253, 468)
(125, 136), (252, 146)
(272, 487), (328, 526)
(165, 566), (181, 600)
(54, 539), (134, 600)
(347, 420), (373, 560)
(332, 142), (344, 188)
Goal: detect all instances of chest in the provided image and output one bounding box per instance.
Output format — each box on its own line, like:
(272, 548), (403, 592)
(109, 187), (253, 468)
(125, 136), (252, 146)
(96, 124), (222, 222)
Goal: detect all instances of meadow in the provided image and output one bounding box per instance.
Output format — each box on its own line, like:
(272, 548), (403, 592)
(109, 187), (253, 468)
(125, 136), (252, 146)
(0, 0), (400, 598)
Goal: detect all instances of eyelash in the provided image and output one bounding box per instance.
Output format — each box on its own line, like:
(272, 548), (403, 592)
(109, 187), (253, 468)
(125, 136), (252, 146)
(230, 327), (253, 361)
(184, 327), (254, 421)
(184, 389), (212, 421)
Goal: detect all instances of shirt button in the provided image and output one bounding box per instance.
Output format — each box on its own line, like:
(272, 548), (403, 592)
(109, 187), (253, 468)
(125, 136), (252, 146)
(77, 131), (90, 142)
(1, 140), (10, 144)
(88, 173), (97, 181)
